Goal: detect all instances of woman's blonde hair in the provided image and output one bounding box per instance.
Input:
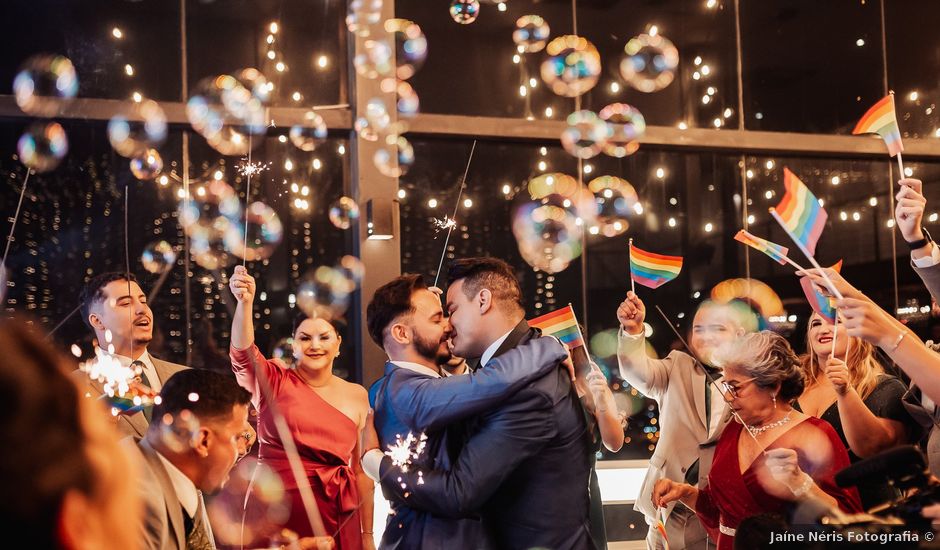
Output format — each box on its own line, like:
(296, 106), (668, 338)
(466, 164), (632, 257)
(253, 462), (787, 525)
(802, 313), (883, 400)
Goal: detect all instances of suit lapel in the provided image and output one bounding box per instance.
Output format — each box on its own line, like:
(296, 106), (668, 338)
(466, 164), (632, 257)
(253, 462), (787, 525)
(139, 439), (187, 549)
(87, 374), (149, 437)
(491, 319), (530, 360)
(691, 367), (708, 431)
(151, 356), (187, 386)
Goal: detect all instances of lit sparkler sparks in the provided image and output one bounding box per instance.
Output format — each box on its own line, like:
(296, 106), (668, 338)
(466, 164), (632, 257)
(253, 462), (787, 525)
(237, 159), (271, 178)
(384, 431), (428, 473)
(432, 216), (457, 232)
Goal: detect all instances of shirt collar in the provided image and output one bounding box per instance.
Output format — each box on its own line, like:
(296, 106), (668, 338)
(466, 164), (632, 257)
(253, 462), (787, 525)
(154, 449), (200, 518)
(95, 346), (153, 369)
(480, 327), (515, 368)
(390, 360), (441, 378)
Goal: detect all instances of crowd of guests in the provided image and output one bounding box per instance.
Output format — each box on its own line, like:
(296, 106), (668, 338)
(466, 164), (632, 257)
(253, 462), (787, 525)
(4, 176), (940, 550)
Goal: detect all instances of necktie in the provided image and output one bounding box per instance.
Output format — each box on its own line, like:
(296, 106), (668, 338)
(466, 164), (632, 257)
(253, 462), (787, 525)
(131, 360), (154, 422)
(186, 492), (214, 550)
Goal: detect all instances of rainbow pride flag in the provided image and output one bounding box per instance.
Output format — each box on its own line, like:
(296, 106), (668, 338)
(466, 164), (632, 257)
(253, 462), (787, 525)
(734, 229), (790, 265)
(769, 168), (828, 256)
(853, 94), (904, 157)
(800, 260), (843, 324)
(630, 243), (683, 289)
(656, 509), (671, 550)
(528, 304), (585, 348)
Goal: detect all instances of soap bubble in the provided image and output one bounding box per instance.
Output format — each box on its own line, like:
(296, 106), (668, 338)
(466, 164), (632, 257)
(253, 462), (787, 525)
(141, 240), (177, 274)
(187, 73), (267, 156)
(129, 148), (163, 180)
(156, 410), (201, 454)
(289, 111), (327, 152)
(224, 201), (284, 262)
(513, 15), (550, 53)
(346, 0), (383, 37)
(598, 103), (645, 158)
(108, 99), (168, 158)
(560, 110), (610, 159)
(587, 176), (638, 237)
(540, 35), (602, 97)
(13, 54), (79, 117)
(17, 121), (68, 173)
(209, 458), (290, 547)
(619, 33), (679, 93)
(450, 0), (481, 24)
(384, 18), (428, 80)
(381, 78), (420, 118)
(297, 265), (359, 320)
(353, 39), (394, 79)
(179, 179), (242, 241)
(374, 135), (414, 177)
(512, 199), (582, 273)
(329, 197), (360, 230)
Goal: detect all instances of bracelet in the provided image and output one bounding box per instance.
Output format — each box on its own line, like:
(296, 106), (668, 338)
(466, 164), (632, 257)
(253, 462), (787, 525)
(890, 331), (906, 352)
(791, 474), (813, 498)
(362, 531), (374, 535)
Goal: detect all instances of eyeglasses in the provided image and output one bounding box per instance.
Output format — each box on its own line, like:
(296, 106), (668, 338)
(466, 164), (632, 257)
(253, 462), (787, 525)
(719, 377), (756, 402)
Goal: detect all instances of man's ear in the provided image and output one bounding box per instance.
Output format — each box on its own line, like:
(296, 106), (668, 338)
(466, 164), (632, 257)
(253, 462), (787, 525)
(390, 323), (411, 345)
(87, 311), (105, 331)
(478, 289), (493, 314)
(194, 426), (211, 458)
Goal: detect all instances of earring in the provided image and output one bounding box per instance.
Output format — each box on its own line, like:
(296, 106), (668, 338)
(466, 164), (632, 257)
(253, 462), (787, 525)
(772, 393), (777, 410)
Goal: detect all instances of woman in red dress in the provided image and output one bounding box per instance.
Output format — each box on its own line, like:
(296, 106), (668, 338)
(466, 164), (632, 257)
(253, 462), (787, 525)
(652, 331), (862, 550)
(229, 266), (374, 550)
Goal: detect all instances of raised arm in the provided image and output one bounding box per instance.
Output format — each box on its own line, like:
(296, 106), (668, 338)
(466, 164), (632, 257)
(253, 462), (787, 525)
(377, 390), (556, 518)
(583, 363), (626, 452)
(616, 292), (675, 399)
(228, 266), (280, 406)
(893, 178), (940, 301)
(389, 335), (569, 431)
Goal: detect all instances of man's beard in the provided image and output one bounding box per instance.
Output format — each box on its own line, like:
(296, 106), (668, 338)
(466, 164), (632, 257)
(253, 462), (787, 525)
(414, 331), (450, 364)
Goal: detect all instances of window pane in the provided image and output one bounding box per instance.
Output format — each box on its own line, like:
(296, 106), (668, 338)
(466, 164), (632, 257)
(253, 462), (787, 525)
(2, 0), (182, 101)
(395, 0), (738, 128)
(885, 0), (940, 140)
(741, 0), (884, 133)
(0, 120), (353, 376)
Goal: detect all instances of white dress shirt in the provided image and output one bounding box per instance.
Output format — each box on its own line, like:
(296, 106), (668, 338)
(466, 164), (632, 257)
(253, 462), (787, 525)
(912, 242), (940, 268)
(479, 327), (515, 369)
(155, 449), (199, 518)
(96, 347), (162, 391)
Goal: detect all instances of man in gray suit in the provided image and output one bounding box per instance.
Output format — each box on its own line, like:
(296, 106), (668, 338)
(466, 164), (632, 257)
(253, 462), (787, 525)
(79, 272), (188, 437)
(124, 368), (253, 550)
(617, 292), (757, 550)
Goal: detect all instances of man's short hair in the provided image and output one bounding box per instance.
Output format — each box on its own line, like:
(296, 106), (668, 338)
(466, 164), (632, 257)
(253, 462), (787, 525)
(447, 257), (524, 314)
(151, 369), (251, 428)
(696, 299), (760, 333)
(366, 274), (427, 348)
(79, 272), (140, 329)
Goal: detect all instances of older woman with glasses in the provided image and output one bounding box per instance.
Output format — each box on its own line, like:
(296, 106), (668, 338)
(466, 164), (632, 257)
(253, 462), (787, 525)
(652, 331), (862, 549)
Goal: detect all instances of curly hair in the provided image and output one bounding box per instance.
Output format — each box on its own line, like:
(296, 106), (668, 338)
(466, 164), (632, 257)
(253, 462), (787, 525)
(714, 330), (805, 401)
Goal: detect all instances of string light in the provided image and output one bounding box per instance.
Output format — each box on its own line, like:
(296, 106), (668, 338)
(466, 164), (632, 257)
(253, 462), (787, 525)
(909, 91), (919, 101)
(124, 64), (134, 76)
(317, 55), (329, 69)
(112, 27), (123, 39)
(678, 121), (688, 130)
(831, 176), (841, 185)
(397, 189), (407, 199)
(609, 82), (621, 93)
(545, 107), (554, 117)
(428, 198), (438, 208)
(869, 197), (878, 206)
(655, 167), (665, 179)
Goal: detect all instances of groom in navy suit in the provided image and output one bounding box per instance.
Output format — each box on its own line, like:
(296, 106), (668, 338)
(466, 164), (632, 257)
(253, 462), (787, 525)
(364, 273), (570, 549)
(363, 259), (593, 550)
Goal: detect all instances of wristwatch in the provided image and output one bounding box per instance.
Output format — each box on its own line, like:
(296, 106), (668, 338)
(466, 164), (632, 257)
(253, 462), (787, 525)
(906, 227), (933, 251)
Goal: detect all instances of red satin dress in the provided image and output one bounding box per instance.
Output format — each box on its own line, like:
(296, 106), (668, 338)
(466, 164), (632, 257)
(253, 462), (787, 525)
(231, 345), (362, 550)
(695, 416), (863, 550)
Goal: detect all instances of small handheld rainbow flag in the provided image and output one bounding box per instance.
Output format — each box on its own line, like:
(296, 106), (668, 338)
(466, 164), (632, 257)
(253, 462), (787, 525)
(734, 229), (792, 266)
(769, 168), (828, 257)
(800, 260), (843, 324)
(528, 304), (585, 349)
(853, 93), (904, 158)
(656, 508), (671, 550)
(629, 241), (683, 289)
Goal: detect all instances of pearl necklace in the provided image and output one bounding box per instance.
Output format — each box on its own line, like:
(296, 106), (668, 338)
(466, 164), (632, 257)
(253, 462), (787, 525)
(748, 410), (792, 435)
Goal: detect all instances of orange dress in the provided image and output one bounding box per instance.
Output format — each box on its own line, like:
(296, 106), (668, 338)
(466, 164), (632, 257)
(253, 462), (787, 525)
(231, 345), (362, 550)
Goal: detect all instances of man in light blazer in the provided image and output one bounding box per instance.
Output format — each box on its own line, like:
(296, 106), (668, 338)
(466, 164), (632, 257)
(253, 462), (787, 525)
(78, 272), (188, 437)
(617, 292), (757, 550)
(124, 369), (253, 550)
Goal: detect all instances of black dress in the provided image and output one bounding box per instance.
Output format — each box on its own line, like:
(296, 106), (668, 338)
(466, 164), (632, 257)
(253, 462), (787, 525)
(797, 374), (921, 509)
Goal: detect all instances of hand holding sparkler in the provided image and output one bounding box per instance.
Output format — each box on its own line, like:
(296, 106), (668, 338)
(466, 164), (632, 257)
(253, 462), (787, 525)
(230, 265), (256, 304)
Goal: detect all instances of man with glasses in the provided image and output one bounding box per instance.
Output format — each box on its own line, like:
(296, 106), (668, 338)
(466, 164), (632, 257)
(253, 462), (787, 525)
(125, 368), (253, 550)
(617, 293), (757, 550)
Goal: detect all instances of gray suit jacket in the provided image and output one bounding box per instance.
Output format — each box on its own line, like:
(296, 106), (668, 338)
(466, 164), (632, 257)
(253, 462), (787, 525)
(123, 438), (189, 550)
(76, 354), (188, 437)
(617, 329), (730, 524)
(909, 260), (940, 476)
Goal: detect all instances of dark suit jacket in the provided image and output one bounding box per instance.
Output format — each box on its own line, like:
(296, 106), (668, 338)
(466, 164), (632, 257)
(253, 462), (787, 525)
(368, 335), (569, 550)
(378, 321), (593, 550)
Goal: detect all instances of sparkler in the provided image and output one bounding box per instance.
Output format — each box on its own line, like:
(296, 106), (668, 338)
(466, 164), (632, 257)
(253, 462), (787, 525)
(384, 431), (428, 474)
(432, 140), (477, 288)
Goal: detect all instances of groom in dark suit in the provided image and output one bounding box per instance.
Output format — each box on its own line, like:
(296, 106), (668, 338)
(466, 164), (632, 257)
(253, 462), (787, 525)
(363, 274), (571, 549)
(365, 258), (593, 550)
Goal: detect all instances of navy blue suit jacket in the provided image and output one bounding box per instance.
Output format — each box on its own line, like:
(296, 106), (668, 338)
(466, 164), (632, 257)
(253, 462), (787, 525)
(378, 321), (594, 550)
(368, 334), (569, 550)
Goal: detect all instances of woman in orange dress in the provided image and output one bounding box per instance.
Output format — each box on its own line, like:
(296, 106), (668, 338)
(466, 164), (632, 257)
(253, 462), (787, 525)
(229, 265), (374, 550)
